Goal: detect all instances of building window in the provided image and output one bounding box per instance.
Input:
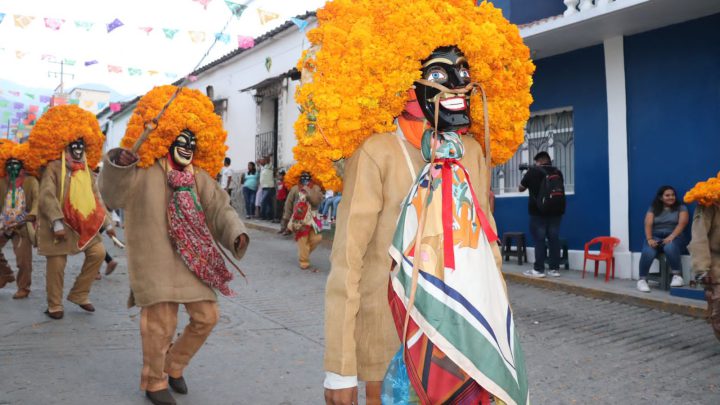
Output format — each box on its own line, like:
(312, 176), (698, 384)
(492, 108), (575, 195)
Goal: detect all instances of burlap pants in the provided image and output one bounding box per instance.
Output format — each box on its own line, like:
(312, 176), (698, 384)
(140, 301), (219, 392)
(0, 229), (33, 291)
(45, 241), (105, 313)
(297, 231), (322, 269)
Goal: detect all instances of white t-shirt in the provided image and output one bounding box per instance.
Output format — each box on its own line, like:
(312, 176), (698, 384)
(220, 167), (233, 189)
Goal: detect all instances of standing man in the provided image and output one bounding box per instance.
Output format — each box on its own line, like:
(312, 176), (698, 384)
(100, 85), (248, 405)
(29, 105), (112, 319)
(219, 157), (233, 196)
(0, 142), (39, 299)
(258, 156), (275, 220)
(283, 171), (323, 270)
(519, 151), (566, 278)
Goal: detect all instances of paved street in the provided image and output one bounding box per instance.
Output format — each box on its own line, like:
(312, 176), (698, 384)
(1, 228), (719, 404)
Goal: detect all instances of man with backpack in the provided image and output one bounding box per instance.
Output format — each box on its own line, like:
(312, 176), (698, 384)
(519, 151), (566, 278)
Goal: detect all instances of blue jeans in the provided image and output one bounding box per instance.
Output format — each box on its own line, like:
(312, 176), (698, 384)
(639, 231), (683, 278)
(242, 187), (256, 217)
(321, 196), (341, 218)
(529, 215), (562, 272)
(260, 188), (275, 219)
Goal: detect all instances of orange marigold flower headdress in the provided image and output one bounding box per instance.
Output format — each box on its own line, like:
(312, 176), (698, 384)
(0, 142), (41, 177)
(291, 0), (535, 190)
(28, 105), (105, 169)
(121, 85), (228, 178)
(685, 172), (720, 206)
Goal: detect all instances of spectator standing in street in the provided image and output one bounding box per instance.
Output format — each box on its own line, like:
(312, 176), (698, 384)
(258, 156), (275, 220)
(637, 185), (688, 292)
(219, 157), (234, 196)
(240, 161), (258, 219)
(519, 151), (566, 278)
(283, 172), (323, 271)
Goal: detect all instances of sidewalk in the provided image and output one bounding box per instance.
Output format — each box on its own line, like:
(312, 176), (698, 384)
(244, 217), (708, 319)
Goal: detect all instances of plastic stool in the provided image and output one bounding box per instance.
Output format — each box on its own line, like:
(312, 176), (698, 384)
(502, 232), (527, 265)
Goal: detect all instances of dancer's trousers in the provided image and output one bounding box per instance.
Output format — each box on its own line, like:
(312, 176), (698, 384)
(45, 241), (105, 313)
(140, 300), (219, 392)
(0, 229), (33, 289)
(297, 231), (322, 269)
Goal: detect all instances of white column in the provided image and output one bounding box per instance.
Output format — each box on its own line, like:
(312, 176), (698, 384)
(603, 36), (632, 278)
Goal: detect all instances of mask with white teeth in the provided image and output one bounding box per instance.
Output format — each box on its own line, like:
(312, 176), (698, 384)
(67, 139), (86, 161)
(170, 129), (197, 167)
(414, 46), (472, 132)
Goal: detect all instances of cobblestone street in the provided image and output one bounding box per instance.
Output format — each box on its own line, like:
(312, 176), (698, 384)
(1, 229), (719, 404)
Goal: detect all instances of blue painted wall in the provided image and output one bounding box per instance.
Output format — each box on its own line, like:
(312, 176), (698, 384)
(494, 45), (610, 250)
(625, 13), (720, 251)
(508, 0), (566, 25)
(488, 0), (512, 20)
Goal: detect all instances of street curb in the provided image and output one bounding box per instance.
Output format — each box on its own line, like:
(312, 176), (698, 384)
(245, 221), (707, 319)
(502, 272), (707, 319)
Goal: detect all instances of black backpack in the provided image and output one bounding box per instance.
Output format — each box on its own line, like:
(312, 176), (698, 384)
(535, 166), (565, 215)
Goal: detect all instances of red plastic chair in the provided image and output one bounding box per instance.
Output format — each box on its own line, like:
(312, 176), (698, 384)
(582, 236), (621, 282)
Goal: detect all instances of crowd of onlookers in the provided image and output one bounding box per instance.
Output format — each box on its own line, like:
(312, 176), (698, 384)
(220, 156), (341, 233)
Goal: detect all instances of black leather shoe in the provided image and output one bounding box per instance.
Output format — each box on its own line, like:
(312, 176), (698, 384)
(145, 389), (176, 405)
(168, 376), (188, 394)
(44, 309), (64, 320)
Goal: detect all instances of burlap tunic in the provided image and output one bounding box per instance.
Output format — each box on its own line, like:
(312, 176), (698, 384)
(99, 150), (248, 308)
(0, 175), (39, 227)
(324, 132), (503, 381)
(689, 204), (720, 279)
(37, 161), (107, 256)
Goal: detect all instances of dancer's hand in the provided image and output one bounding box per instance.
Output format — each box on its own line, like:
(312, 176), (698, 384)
(234, 234), (249, 251)
(115, 149), (139, 166)
(54, 228), (66, 241)
(324, 387), (358, 405)
(106, 228), (117, 239)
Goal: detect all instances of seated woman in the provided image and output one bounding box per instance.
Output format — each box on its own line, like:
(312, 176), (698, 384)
(637, 185), (689, 292)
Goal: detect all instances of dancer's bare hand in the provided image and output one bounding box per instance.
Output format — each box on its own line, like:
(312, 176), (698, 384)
(324, 387), (358, 405)
(106, 228), (117, 239)
(54, 228), (66, 241)
(115, 149), (139, 166)
(234, 234), (249, 251)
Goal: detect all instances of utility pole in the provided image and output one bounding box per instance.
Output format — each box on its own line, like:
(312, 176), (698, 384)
(48, 60), (74, 96)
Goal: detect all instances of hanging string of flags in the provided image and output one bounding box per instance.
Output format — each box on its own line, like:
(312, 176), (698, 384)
(0, 1), (280, 41)
(0, 48), (183, 80)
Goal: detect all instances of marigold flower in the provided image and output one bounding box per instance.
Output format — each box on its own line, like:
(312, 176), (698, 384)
(121, 85), (228, 178)
(28, 105), (105, 170)
(290, 0), (535, 190)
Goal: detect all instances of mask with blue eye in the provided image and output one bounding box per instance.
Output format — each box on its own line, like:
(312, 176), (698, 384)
(300, 172), (311, 186)
(414, 46), (472, 132)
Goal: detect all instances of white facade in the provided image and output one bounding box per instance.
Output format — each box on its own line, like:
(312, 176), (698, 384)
(100, 17), (316, 174)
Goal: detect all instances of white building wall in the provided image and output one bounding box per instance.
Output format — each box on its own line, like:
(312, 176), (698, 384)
(182, 20), (316, 172)
(101, 20), (315, 174)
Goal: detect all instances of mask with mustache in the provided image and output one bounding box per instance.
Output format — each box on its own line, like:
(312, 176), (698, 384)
(414, 46), (472, 132)
(169, 129), (197, 167)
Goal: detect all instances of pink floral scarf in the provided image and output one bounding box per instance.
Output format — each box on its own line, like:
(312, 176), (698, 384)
(167, 169), (235, 296)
